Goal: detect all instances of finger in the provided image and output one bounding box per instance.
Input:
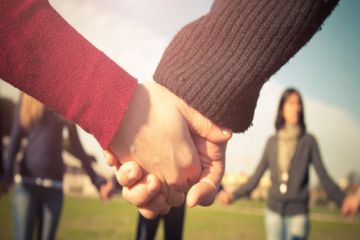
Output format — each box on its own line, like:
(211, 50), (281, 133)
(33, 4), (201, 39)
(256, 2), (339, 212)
(105, 149), (143, 187)
(187, 138), (226, 208)
(186, 149), (225, 207)
(137, 193), (171, 219)
(122, 174), (161, 206)
(104, 149), (120, 168)
(186, 179), (218, 208)
(179, 103), (232, 143)
(115, 161), (143, 187)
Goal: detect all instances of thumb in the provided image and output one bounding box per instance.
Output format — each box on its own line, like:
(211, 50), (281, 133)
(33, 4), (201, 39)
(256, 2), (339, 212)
(186, 144), (225, 208)
(186, 179), (218, 208)
(178, 102), (232, 143)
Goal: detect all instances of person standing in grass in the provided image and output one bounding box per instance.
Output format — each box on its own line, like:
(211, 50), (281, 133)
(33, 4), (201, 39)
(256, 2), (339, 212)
(218, 88), (358, 240)
(1, 93), (106, 240)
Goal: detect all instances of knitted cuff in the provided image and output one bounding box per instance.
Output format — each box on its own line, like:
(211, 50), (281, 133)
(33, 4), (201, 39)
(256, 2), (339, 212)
(154, 0), (338, 133)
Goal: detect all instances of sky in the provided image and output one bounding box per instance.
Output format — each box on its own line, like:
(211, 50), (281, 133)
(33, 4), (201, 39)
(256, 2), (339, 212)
(1, 0), (359, 185)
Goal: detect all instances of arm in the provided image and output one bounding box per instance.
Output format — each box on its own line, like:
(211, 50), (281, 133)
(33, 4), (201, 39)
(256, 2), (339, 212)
(311, 136), (345, 207)
(0, 0), (137, 148)
(67, 123), (105, 190)
(2, 102), (24, 186)
(154, 0), (339, 133)
(1, 0), (232, 217)
(232, 150), (268, 200)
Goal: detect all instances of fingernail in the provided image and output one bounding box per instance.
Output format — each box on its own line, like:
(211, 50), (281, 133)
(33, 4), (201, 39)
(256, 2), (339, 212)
(128, 169), (136, 180)
(222, 129), (231, 136)
(146, 179), (157, 194)
(186, 197), (198, 208)
(200, 179), (217, 191)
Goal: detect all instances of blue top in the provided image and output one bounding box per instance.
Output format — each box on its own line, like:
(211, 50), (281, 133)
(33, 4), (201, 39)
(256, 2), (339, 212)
(4, 101), (103, 189)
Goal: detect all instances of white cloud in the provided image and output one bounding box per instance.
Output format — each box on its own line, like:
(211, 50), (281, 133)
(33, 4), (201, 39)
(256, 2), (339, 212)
(50, 0), (212, 82)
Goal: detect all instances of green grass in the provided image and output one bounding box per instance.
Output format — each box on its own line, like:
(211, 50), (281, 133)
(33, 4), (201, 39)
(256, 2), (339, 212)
(1, 193), (359, 240)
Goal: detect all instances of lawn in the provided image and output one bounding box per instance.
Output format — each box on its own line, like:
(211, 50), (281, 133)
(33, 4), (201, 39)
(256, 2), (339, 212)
(1, 193), (359, 240)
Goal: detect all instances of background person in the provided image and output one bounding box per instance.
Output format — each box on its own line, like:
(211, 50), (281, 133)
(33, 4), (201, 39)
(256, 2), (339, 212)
(219, 88), (357, 240)
(1, 93), (106, 240)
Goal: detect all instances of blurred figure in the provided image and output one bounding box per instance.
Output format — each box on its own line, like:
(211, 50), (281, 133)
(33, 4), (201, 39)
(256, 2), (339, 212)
(219, 88), (357, 240)
(1, 93), (105, 240)
(135, 204), (185, 240)
(0, 109), (4, 182)
(0, 97), (16, 183)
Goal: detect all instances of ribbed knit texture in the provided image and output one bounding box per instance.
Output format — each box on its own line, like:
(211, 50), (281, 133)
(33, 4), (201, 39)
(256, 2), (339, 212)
(0, 0), (138, 148)
(154, 0), (339, 132)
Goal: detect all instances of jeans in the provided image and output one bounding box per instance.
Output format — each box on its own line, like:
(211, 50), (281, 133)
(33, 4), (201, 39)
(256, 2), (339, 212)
(13, 183), (63, 240)
(265, 208), (309, 240)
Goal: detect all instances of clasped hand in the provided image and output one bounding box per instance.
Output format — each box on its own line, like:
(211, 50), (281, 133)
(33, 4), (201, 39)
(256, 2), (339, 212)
(107, 82), (232, 218)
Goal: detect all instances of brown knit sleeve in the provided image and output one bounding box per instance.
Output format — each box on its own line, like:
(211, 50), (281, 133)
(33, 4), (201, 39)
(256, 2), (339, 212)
(154, 0), (339, 133)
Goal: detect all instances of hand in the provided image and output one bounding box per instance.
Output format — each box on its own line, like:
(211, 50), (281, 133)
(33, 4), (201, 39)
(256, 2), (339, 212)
(109, 82), (201, 194)
(342, 193), (360, 218)
(105, 150), (171, 219)
(185, 127), (230, 207)
(217, 190), (233, 205)
(105, 150), (177, 218)
(109, 82), (231, 194)
(99, 179), (115, 201)
(106, 81), (232, 217)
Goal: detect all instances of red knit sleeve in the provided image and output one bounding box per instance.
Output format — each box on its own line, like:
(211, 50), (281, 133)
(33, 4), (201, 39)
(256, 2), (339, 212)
(0, 0), (138, 148)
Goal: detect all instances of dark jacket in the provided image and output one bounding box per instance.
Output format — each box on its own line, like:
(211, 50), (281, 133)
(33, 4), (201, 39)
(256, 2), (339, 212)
(233, 133), (345, 216)
(4, 101), (104, 189)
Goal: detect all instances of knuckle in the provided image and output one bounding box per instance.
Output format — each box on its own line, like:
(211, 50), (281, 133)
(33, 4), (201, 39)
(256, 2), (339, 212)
(167, 176), (188, 192)
(115, 171), (127, 186)
(122, 188), (141, 206)
(139, 209), (158, 220)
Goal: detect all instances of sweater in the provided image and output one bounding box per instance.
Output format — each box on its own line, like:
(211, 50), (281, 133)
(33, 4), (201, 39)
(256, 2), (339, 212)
(154, 0), (339, 133)
(1, 0), (339, 147)
(0, 0), (137, 148)
(232, 133), (345, 216)
(4, 102), (104, 188)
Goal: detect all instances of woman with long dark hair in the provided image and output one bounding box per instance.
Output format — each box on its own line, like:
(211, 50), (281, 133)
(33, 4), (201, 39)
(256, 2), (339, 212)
(1, 93), (105, 240)
(218, 88), (356, 240)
